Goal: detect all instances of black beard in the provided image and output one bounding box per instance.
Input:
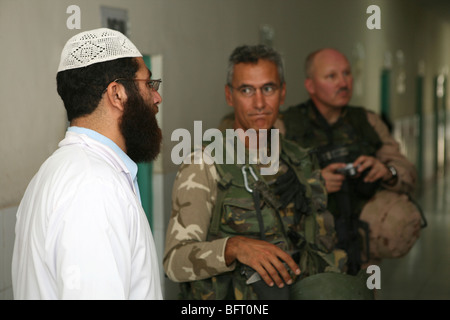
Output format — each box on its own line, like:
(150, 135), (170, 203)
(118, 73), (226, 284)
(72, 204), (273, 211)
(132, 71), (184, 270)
(120, 87), (162, 163)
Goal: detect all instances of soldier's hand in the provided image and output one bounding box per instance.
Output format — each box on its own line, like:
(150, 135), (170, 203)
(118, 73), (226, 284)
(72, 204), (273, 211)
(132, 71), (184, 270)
(225, 236), (301, 288)
(321, 163), (347, 193)
(353, 155), (389, 183)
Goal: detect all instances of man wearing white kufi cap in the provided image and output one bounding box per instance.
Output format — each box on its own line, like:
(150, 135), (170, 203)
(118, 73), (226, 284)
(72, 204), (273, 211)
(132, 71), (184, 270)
(12, 28), (163, 300)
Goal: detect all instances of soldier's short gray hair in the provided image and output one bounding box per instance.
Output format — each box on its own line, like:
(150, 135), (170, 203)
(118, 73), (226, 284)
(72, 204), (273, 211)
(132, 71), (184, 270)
(304, 49), (326, 79)
(226, 45), (285, 86)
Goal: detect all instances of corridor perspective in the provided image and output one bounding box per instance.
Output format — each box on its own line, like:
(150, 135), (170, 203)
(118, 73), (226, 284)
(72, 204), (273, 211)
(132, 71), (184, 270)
(378, 173), (450, 300)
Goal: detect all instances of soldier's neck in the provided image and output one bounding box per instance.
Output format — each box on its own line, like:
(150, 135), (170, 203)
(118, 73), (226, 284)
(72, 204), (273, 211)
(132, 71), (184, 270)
(313, 101), (342, 125)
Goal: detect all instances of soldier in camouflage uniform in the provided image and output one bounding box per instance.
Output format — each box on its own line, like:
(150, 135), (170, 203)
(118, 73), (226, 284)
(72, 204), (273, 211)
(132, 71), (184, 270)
(280, 48), (423, 274)
(163, 45), (349, 300)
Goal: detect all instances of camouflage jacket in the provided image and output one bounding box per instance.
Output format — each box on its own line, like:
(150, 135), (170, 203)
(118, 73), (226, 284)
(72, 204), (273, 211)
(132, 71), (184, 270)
(163, 133), (346, 299)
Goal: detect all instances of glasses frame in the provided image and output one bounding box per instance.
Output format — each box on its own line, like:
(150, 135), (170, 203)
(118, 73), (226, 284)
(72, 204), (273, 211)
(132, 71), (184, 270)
(114, 78), (162, 92)
(228, 83), (280, 97)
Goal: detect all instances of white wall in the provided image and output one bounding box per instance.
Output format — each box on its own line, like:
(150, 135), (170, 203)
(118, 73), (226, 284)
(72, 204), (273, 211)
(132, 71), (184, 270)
(1, 0), (449, 300)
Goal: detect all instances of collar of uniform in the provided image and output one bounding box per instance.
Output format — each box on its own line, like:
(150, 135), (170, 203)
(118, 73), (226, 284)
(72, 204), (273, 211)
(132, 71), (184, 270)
(67, 126), (138, 182)
(307, 99), (349, 127)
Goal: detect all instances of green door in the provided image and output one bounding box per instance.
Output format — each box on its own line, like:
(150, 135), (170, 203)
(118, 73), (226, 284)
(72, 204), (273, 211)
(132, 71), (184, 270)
(137, 54), (154, 229)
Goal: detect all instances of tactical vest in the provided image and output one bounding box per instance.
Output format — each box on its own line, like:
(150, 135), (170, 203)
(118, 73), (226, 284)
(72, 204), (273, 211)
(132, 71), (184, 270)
(282, 100), (382, 167)
(179, 133), (345, 300)
(281, 101), (383, 274)
(281, 100), (383, 214)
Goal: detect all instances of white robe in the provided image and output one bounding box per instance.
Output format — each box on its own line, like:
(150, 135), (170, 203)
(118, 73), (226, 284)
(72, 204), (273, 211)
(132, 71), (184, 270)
(12, 131), (162, 300)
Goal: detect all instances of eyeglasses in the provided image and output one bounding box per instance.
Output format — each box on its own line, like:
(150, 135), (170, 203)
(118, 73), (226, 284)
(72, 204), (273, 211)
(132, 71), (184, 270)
(112, 78), (162, 92)
(228, 84), (279, 97)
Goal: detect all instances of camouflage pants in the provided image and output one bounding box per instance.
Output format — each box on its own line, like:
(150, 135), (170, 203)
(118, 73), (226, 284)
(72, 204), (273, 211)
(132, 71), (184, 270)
(360, 189), (422, 263)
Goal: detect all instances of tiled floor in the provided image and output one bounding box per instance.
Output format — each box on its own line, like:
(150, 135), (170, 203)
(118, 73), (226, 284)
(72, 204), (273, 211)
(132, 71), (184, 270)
(377, 173), (450, 300)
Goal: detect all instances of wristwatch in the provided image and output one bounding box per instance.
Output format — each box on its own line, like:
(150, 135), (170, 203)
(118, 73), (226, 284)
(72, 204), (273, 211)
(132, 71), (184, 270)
(386, 165), (398, 185)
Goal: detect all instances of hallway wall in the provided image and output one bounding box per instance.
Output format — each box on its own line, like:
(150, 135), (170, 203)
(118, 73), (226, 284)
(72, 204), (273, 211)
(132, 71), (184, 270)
(1, 0), (449, 299)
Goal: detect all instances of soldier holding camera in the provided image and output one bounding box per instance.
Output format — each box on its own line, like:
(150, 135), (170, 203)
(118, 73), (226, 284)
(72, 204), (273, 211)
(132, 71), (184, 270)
(280, 48), (424, 274)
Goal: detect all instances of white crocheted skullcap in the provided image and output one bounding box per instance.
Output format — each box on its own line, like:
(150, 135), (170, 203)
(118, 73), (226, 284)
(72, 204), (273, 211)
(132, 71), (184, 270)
(57, 28), (142, 72)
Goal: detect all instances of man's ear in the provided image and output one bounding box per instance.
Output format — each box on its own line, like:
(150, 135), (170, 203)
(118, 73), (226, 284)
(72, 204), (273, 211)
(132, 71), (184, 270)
(304, 78), (315, 95)
(225, 84), (234, 107)
(104, 81), (128, 112)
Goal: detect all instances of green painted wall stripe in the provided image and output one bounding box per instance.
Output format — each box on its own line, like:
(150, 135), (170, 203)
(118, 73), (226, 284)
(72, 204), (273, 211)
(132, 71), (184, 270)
(137, 54), (154, 229)
(416, 76), (424, 183)
(380, 69), (390, 118)
(433, 76), (439, 175)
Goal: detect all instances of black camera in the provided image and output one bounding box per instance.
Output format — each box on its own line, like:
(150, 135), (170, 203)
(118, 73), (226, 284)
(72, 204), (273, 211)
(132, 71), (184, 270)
(335, 163), (358, 177)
